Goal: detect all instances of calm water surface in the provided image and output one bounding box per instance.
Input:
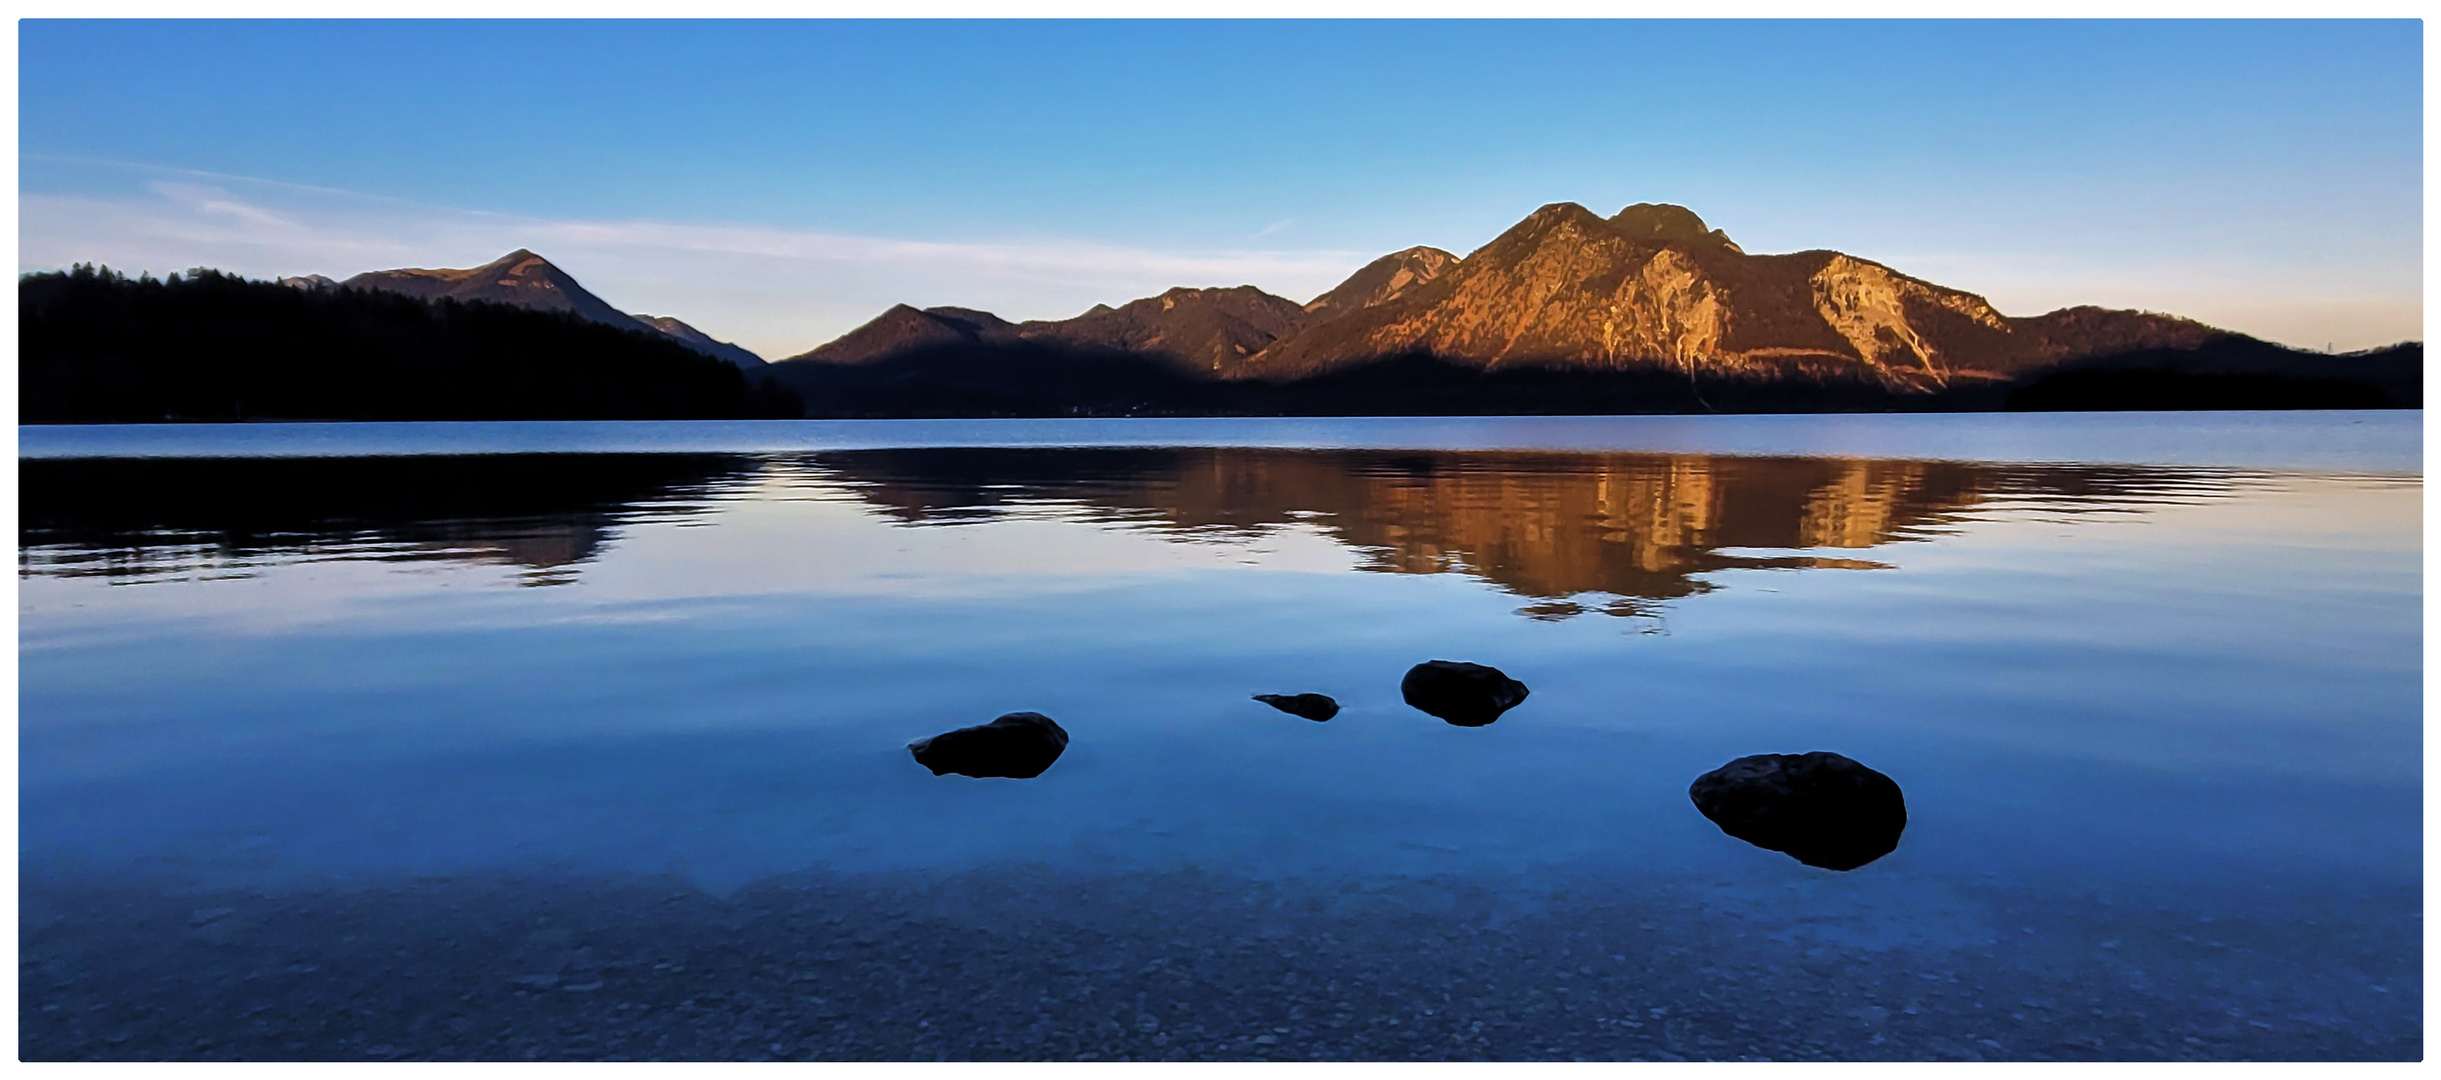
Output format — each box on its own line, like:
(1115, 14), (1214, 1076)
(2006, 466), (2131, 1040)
(17, 413), (2422, 1061)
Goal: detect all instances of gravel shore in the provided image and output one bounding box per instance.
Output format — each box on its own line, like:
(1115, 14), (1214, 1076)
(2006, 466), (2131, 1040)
(20, 863), (2419, 1061)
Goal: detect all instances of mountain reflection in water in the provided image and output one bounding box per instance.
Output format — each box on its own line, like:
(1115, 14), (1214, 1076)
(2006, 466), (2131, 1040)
(807, 448), (2247, 613)
(21, 448), (2247, 614)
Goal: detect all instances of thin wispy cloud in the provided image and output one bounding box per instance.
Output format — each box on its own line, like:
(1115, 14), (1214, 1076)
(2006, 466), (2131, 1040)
(20, 162), (1374, 359)
(150, 182), (315, 234)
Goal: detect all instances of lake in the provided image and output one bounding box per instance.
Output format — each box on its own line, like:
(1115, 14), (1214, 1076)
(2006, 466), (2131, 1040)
(17, 412), (2422, 1061)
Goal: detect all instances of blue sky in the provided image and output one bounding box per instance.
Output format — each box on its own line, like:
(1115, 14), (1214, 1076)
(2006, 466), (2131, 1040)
(19, 19), (2423, 358)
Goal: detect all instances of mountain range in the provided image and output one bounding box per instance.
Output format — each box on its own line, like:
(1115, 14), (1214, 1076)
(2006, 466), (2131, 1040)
(757, 202), (2415, 414)
(280, 202), (2419, 415)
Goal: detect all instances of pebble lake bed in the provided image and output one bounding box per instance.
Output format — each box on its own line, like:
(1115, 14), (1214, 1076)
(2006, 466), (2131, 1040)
(22, 864), (2417, 1061)
(17, 413), (2423, 1061)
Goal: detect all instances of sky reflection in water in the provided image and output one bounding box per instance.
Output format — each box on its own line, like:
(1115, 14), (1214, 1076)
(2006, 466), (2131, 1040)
(18, 416), (2422, 1059)
(20, 433), (2418, 904)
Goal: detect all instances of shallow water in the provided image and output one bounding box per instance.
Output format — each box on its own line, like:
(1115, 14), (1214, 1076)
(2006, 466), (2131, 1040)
(17, 413), (2423, 1061)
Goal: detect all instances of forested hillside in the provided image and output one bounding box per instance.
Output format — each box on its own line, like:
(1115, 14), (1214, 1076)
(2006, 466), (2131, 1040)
(21, 266), (801, 423)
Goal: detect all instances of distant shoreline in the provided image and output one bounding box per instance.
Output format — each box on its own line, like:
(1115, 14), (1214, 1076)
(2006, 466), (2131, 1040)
(19, 412), (2422, 477)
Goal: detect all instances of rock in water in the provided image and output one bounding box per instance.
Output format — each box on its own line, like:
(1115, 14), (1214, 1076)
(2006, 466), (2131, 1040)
(1399, 661), (1530, 727)
(909, 712), (1070, 779)
(1252, 693), (1339, 721)
(1688, 752), (1906, 870)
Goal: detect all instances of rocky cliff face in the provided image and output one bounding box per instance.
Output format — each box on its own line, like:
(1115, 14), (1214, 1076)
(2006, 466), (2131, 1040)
(342, 251), (765, 369)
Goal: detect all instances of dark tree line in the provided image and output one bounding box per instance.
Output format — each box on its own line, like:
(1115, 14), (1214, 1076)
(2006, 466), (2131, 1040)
(765, 339), (2422, 418)
(21, 265), (803, 423)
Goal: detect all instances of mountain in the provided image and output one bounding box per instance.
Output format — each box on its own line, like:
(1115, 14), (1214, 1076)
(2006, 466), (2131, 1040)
(1018, 286), (1309, 373)
(784, 286), (1308, 375)
(1233, 202), (2218, 387)
(791, 303), (1014, 365)
(1301, 246), (1458, 323)
(1608, 202), (1743, 250)
(344, 249), (639, 328)
(341, 250), (764, 368)
(784, 252), (1448, 377)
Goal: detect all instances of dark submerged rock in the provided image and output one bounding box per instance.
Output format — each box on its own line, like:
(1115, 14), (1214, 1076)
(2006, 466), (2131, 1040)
(1252, 693), (1340, 721)
(1688, 752), (1906, 871)
(1399, 661), (1530, 727)
(908, 712), (1070, 779)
